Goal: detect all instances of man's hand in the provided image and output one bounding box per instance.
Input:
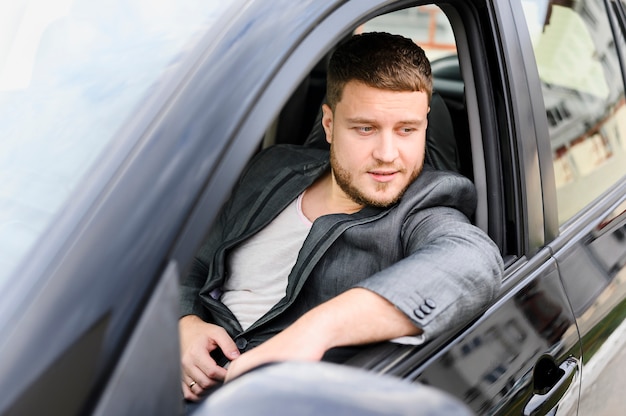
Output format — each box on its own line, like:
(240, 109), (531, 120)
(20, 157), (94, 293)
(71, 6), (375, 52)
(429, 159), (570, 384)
(179, 315), (240, 401)
(225, 323), (326, 382)
(225, 288), (421, 382)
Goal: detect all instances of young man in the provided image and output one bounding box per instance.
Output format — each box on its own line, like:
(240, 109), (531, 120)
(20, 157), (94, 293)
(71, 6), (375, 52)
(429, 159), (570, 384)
(179, 32), (503, 401)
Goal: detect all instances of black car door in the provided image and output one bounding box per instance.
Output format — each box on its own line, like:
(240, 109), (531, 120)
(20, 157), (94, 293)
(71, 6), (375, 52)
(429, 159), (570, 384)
(520, 0), (626, 413)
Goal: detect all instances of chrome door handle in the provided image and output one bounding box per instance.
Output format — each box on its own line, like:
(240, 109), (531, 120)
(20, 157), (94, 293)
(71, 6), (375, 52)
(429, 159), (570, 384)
(523, 356), (579, 416)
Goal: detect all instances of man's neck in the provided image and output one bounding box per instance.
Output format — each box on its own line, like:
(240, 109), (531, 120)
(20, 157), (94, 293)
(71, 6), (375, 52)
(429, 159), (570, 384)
(300, 171), (363, 222)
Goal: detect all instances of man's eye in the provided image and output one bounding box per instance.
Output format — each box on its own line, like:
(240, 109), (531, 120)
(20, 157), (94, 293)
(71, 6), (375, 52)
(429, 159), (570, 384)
(356, 126), (374, 134)
(398, 127), (416, 135)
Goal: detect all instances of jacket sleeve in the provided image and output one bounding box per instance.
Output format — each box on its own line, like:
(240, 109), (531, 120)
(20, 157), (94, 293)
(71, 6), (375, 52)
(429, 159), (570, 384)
(356, 185), (503, 341)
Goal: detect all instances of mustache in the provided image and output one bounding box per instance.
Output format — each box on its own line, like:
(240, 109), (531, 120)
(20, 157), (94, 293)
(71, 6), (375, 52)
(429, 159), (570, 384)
(365, 163), (406, 173)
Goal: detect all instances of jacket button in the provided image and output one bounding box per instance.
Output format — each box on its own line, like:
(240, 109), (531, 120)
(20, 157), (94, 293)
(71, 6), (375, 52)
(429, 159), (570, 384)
(413, 308), (425, 319)
(420, 304), (432, 315)
(235, 337), (248, 350)
(425, 298), (437, 309)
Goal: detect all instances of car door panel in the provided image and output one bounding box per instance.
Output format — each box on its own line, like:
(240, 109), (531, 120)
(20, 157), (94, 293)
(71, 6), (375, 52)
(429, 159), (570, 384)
(516, 0), (626, 412)
(413, 256), (581, 415)
(91, 261), (182, 416)
(552, 199), (626, 414)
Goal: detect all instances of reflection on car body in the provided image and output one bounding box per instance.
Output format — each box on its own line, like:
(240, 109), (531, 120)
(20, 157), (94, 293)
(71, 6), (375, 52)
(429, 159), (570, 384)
(0, 0), (625, 415)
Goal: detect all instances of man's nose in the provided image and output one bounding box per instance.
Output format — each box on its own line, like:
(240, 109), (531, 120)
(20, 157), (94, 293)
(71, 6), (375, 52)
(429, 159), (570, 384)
(372, 132), (399, 163)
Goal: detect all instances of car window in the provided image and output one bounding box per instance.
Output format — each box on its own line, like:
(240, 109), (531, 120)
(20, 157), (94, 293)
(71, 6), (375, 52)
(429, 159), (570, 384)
(358, 5), (456, 62)
(0, 0), (229, 286)
(521, 0), (626, 225)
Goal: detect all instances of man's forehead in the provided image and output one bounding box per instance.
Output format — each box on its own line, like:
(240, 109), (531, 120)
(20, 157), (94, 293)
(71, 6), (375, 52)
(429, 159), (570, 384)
(338, 81), (428, 102)
(334, 83), (429, 122)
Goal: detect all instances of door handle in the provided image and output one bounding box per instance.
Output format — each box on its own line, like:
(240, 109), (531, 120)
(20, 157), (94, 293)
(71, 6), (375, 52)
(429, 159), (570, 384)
(523, 355), (579, 416)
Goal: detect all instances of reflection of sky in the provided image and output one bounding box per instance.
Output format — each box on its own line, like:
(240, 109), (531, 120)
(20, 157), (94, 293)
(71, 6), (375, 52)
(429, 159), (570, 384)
(521, 0), (549, 42)
(0, 0), (229, 284)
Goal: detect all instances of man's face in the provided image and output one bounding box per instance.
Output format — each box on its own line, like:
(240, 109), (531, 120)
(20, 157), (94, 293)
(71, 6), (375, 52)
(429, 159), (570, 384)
(322, 80), (429, 209)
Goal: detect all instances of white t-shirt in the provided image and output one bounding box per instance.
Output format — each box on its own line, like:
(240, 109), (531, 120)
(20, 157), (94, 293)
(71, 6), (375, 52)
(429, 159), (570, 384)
(221, 193), (312, 330)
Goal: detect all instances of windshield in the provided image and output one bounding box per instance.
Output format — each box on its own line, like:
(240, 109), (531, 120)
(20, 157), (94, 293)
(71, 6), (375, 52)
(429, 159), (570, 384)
(0, 0), (230, 284)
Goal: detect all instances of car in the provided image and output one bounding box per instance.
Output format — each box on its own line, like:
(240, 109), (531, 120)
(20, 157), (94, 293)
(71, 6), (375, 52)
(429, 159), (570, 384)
(1, 0), (625, 415)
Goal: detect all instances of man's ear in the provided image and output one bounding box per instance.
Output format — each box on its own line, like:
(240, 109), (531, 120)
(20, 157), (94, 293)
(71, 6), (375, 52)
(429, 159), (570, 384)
(321, 104), (333, 144)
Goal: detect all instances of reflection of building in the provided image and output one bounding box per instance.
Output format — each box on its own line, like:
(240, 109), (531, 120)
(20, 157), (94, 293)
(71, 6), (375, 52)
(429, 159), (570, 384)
(418, 281), (573, 413)
(535, 1), (624, 156)
(530, 0), (626, 221)
(419, 302), (541, 413)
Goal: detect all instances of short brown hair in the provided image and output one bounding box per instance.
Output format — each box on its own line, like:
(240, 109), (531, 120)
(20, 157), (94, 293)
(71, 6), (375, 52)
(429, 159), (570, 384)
(326, 32), (432, 110)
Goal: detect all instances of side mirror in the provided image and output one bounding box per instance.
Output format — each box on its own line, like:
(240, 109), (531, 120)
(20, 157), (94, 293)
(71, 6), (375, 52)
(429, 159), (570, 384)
(193, 361), (474, 416)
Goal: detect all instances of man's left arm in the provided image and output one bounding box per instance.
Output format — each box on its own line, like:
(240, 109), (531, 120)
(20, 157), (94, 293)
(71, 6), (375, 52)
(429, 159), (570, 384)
(360, 205), (503, 343)
(225, 287), (419, 382)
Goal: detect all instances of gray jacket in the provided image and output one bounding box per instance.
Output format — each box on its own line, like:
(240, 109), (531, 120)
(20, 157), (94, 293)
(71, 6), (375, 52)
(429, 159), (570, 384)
(180, 145), (503, 355)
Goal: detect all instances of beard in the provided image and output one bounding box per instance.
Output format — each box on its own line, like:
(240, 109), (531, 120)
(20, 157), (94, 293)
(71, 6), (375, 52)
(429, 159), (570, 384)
(329, 143), (423, 209)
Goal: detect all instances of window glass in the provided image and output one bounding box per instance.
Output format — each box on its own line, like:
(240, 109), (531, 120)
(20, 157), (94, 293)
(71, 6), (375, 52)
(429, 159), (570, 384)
(0, 0), (230, 286)
(522, 0), (626, 224)
(358, 5), (456, 61)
